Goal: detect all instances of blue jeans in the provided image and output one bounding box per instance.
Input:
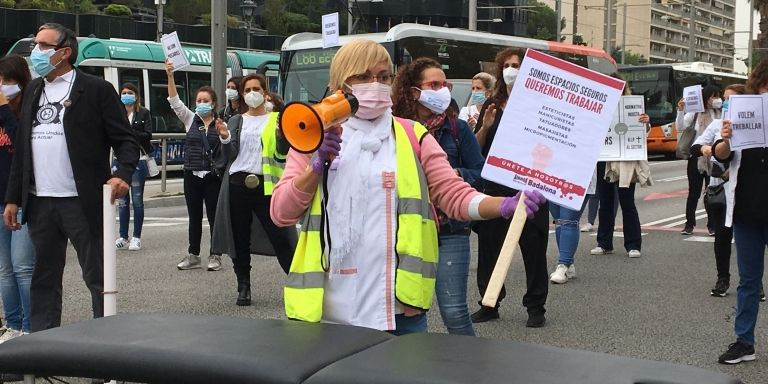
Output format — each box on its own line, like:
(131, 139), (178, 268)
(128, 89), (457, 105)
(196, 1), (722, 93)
(733, 219), (768, 346)
(435, 234), (475, 336)
(389, 313), (427, 336)
(549, 204), (582, 266)
(117, 160), (148, 239)
(0, 206), (36, 332)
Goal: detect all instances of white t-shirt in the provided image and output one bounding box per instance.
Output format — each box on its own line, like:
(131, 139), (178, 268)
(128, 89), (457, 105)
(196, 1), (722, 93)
(229, 114), (269, 175)
(31, 70), (78, 197)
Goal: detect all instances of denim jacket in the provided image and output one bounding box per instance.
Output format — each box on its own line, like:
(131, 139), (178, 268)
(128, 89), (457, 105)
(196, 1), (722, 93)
(433, 117), (486, 235)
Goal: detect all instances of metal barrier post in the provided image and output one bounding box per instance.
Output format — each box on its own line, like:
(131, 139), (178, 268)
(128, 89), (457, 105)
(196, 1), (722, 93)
(161, 138), (168, 193)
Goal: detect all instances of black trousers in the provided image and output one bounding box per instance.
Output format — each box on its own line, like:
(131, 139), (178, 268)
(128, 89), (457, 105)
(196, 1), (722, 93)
(475, 206), (549, 312)
(229, 183), (295, 276)
(685, 158), (710, 228)
(183, 171), (221, 256)
(707, 199), (733, 280)
(27, 196), (103, 332)
(595, 162), (642, 252)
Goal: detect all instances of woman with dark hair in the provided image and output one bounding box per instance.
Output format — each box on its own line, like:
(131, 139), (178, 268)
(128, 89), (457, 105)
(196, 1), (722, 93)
(0, 54), (35, 342)
(114, 82), (152, 251)
(391, 57), (485, 336)
(471, 48), (550, 327)
(676, 84), (722, 235)
(265, 91), (284, 113)
(211, 73), (296, 306)
(165, 60), (223, 272)
(715, 59), (768, 365)
(221, 76), (245, 122)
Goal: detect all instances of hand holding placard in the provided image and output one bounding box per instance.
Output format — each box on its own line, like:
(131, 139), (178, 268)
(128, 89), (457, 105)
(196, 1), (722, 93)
(727, 94), (767, 150)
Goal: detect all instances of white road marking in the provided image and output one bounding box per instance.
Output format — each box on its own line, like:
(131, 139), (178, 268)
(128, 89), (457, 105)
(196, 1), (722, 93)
(655, 175), (688, 182)
(642, 209), (706, 227)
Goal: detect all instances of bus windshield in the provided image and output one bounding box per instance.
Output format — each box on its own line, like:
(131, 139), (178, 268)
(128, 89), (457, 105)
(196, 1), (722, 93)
(620, 68), (677, 126)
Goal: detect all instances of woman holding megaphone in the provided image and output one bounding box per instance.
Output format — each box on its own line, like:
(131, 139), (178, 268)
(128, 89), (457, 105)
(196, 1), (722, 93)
(270, 39), (547, 335)
(210, 73), (297, 306)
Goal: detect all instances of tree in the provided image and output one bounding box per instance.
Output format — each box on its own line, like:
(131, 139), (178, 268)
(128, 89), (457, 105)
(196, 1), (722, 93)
(0, 0), (14, 8)
(263, 0), (323, 35)
(611, 46), (647, 66)
(526, 0), (566, 41)
(166, 0), (208, 24)
(104, 3), (132, 17)
(16, 0), (66, 11)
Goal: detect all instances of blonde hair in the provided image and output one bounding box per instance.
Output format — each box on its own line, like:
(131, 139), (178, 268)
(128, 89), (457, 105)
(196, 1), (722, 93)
(472, 72), (496, 92)
(328, 39), (392, 91)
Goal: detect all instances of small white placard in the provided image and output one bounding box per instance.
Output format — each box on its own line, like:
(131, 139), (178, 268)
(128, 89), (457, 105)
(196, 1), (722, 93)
(161, 31), (190, 72)
(683, 85), (704, 113)
(322, 12), (340, 49)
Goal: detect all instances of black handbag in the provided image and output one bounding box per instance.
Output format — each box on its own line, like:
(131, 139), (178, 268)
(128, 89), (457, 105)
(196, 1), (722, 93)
(704, 183), (726, 208)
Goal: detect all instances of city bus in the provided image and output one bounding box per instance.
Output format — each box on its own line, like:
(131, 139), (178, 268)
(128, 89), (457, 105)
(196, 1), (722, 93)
(619, 62), (746, 158)
(7, 37), (280, 167)
(279, 23), (617, 105)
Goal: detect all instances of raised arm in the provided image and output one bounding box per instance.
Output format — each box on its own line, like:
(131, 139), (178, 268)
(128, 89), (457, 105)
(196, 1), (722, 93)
(165, 60), (195, 131)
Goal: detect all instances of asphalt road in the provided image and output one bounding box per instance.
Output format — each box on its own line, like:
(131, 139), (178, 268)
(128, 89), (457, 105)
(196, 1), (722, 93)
(22, 159), (768, 383)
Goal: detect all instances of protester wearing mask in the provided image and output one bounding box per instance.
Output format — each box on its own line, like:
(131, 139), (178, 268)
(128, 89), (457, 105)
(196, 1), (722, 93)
(220, 77), (245, 122)
(0, 54), (35, 342)
(211, 74), (297, 306)
(458, 72), (495, 131)
(271, 39), (546, 335)
(391, 57), (486, 336)
(165, 60), (223, 272)
(714, 59), (768, 365)
(472, 48), (550, 327)
(114, 82), (152, 252)
(677, 84), (722, 236)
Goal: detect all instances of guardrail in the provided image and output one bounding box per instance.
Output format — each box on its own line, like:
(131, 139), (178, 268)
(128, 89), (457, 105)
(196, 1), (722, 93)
(150, 133), (186, 193)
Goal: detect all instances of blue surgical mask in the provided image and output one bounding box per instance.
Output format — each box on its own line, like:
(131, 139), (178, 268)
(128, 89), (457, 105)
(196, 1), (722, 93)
(722, 100), (729, 111)
(195, 102), (213, 116)
(470, 91), (487, 105)
(30, 45), (59, 77)
(121, 94), (136, 105)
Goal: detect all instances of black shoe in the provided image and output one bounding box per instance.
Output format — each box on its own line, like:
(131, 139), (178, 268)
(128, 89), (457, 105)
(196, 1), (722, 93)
(681, 225), (694, 235)
(718, 340), (755, 364)
(708, 227), (716, 236)
(526, 310), (546, 328)
(471, 306), (499, 323)
(236, 282), (251, 306)
(710, 278), (729, 297)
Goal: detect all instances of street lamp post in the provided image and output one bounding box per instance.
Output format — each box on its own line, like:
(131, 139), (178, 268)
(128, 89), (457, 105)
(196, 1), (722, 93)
(749, 0), (755, 73)
(241, 0), (256, 50)
(469, 0), (477, 31)
(154, 0), (165, 42)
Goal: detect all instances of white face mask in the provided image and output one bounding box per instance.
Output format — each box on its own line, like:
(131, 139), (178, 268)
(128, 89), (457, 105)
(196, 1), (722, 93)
(417, 87), (452, 115)
(0, 84), (21, 99)
(503, 67), (519, 86)
(244, 91), (265, 109)
(711, 98), (723, 109)
(225, 88), (239, 101)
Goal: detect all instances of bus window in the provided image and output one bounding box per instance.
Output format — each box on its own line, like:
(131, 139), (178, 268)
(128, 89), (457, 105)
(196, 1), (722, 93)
(117, 69), (142, 92)
(78, 65), (105, 80)
(148, 69), (187, 133)
(281, 48), (339, 103)
(674, 70), (707, 90)
(188, 72), (212, 105)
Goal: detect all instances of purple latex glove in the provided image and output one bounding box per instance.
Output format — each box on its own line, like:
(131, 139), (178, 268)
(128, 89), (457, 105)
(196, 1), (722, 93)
(500, 190), (548, 219)
(311, 129), (342, 175)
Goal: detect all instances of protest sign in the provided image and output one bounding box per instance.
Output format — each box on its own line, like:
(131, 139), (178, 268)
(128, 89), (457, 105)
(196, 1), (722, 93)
(599, 96), (647, 161)
(727, 94), (767, 150)
(683, 85), (704, 113)
(161, 31), (190, 72)
(322, 13), (340, 49)
(481, 49), (625, 210)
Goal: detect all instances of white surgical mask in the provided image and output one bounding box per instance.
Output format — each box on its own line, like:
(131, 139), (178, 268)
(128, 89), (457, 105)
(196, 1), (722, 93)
(711, 98), (723, 109)
(244, 91), (265, 109)
(225, 88), (239, 101)
(0, 84), (21, 99)
(417, 87), (452, 115)
(503, 67), (519, 86)
(348, 82), (393, 120)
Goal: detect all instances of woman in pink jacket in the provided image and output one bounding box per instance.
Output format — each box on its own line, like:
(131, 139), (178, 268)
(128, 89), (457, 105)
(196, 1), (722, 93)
(271, 39), (546, 335)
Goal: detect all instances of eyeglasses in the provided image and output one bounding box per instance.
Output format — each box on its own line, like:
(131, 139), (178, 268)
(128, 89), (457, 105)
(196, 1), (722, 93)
(348, 72), (394, 84)
(31, 42), (60, 51)
(420, 81), (453, 91)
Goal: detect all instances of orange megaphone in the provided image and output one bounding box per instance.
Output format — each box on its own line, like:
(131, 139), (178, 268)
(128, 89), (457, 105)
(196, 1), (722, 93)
(279, 91), (359, 153)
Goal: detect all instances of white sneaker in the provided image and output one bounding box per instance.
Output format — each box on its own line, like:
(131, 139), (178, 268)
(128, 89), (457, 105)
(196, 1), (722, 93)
(590, 247), (613, 255)
(177, 254), (201, 270)
(0, 329), (22, 344)
(115, 237), (129, 250)
(550, 264), (569, 284)
(128, 237), (141, 251)
(207, 254), (222, 271)
(628, 249), (642, 258)
(580, 223), (594, 232)
(567, 264), (577, 279)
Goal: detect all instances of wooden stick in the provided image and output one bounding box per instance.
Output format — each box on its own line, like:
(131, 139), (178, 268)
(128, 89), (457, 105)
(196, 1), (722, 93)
(482, 192), (528, 308)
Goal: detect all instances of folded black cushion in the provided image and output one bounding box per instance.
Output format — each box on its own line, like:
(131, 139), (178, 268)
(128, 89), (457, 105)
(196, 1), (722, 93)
(0, 313), (393, 384)
(305, 333), (740, 384)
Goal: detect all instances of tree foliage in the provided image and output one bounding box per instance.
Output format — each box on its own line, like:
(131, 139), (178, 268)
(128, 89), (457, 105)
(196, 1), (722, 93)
(166, 0), (208, 25)
(0, 0), (14, 8)
(104, 4), (132, 17)
(611, 46), (647, 66)
(526, 0), (566, 41)
(200, 14), (242, 28)
(16, 0), (66, 11)
(264, 0), (337, 35)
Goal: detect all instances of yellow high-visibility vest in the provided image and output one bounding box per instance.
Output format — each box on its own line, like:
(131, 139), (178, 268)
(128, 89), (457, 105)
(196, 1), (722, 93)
(284, 117), (438, 322)
(261, 112), (285, 195)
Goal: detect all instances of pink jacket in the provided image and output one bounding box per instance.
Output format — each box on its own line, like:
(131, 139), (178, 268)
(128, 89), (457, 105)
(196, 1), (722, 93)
(270, 133), (482, 226)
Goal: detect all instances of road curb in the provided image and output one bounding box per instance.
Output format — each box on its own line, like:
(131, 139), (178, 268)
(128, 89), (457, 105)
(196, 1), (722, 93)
(144, 195), (186, 209)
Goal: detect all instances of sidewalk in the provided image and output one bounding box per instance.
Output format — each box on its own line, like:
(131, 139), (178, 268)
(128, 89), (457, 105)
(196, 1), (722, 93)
(144, 177), (186, 208)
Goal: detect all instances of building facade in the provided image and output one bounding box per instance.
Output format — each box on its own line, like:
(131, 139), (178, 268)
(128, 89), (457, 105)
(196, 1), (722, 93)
(545, 0), (736, 73)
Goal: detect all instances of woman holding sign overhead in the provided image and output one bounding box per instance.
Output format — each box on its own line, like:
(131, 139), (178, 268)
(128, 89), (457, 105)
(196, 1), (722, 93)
(270, 39), (546, 335)
(472, 48), (551, 327)
(677, 84), (723, 236)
